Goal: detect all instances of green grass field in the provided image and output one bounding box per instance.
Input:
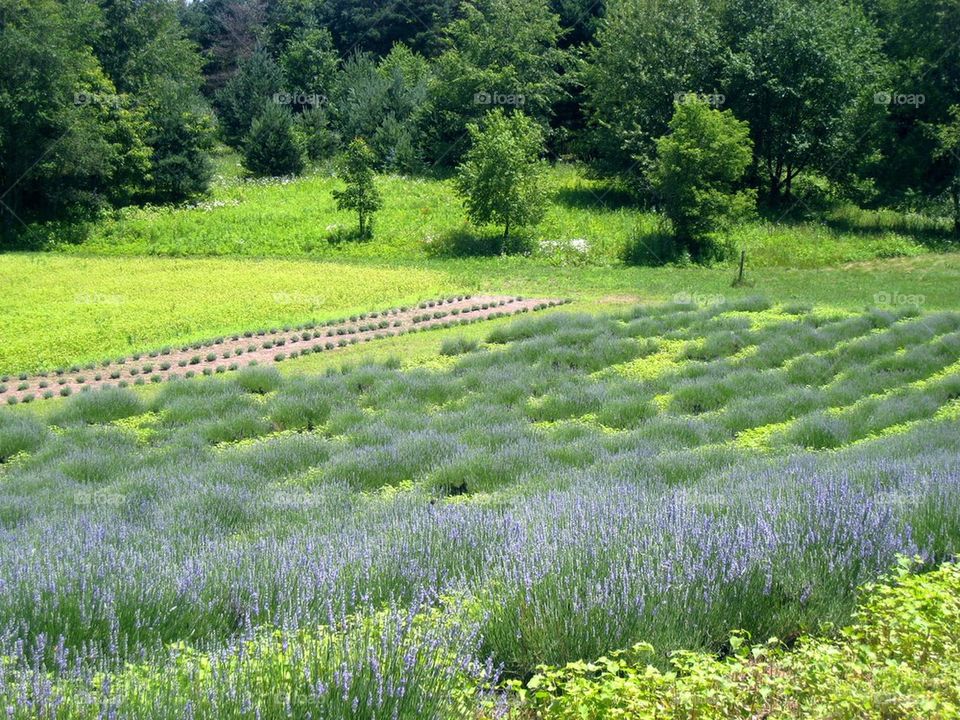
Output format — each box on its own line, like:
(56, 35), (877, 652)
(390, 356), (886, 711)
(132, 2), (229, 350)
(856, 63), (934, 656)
(42, 163), (952, 268)
(3, 160), (957, 376)
(3, 252), (960, 375)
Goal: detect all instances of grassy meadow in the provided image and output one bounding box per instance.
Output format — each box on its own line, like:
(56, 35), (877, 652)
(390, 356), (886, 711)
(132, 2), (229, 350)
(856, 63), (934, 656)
(41, 164), (952, 268)
(3, 160), (957, 376)
(3, 250), (960, 376)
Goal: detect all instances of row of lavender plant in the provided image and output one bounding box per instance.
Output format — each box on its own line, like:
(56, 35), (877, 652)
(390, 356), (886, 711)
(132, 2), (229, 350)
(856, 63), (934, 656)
(1, 300), (959, 716)
(1, 437), (958, 711)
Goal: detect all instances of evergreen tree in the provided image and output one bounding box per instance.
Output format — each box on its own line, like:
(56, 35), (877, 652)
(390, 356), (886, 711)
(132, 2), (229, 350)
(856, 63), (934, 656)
(144, 80), (215, 201)
(242, 103), (304, 177)
(215, 48), (285, 148)
(280, 27), (340, 101)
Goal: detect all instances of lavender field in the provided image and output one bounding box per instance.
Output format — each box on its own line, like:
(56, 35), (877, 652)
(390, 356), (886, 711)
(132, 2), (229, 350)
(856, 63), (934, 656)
(1, 298), (959, 718)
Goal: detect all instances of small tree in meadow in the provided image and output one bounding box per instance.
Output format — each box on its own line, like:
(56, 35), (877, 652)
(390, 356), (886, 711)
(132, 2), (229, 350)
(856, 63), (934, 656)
(455, 109), (547, 244)
(242, 103), (304, 177)
(652, 99), (754, 262)
(332, 138), (383, 239)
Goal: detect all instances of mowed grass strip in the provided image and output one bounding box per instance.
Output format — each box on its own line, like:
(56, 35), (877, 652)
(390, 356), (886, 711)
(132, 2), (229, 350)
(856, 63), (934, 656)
(1, 296), (561, 403)
(0, 255), (454, 374)
(5, 251), (960, 377)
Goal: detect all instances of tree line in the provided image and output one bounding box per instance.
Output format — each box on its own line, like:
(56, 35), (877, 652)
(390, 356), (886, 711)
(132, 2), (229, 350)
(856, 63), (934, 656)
(1, 0), (958, 244)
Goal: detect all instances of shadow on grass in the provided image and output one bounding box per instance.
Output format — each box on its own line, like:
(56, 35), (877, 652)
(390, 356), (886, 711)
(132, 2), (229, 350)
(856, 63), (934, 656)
(553, 183), (637, 212)
(1, 218), (93, 251)
(425, 227), (534, 258)
(324, 226), (372, 246)
(757, 202), (957, 249)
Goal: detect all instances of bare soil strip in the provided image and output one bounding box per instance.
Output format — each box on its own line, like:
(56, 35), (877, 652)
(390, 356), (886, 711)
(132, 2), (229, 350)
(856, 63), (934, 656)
(2, 295), (567, 404)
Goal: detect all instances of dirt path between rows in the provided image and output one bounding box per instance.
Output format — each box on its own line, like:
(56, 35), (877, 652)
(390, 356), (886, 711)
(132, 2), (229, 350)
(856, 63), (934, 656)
(3, 295), (566, 404)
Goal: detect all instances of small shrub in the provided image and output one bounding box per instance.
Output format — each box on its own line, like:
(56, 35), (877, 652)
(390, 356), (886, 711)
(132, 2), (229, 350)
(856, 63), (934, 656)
(439, 337), (479, 356)
(51, 387), (145, 426)
(235, 366), (282, 395)
(0, 412), (46, 460)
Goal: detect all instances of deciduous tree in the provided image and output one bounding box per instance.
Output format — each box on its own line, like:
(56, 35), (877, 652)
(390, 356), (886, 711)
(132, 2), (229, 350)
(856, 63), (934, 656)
(652, 99), (754, 262)
(455, 109), (547, 241)
(721, 0), (885, 204)
(332, 138), (383, 238)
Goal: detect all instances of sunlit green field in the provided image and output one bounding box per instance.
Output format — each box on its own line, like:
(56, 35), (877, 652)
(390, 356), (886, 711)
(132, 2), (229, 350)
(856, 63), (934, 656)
(3, 150), (960, 720)
(3, 252), (960, 376)
(40, 163), (951, 269)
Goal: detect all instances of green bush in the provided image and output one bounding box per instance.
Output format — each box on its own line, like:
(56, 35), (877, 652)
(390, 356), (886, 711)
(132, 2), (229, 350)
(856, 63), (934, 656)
(439, 336), (479, 356)
(234, 366), (282, 395)
(51, 387), (145, 426)
(0, 412), (47, 461)
(652, 98), (754, 263)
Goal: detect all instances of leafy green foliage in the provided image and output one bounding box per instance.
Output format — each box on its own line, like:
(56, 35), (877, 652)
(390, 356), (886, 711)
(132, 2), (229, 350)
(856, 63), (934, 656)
(332, 138), (384, 238)
(142, 79), (215, 202)
(279, 27), (339, 99)
(722, 0), (885, 203)
(0, 0), (213, 237)
(301, 0), (465, 57)
(456, 110), (547, 241)
(420, 0), (567, 165)
(652, 99), (754, 262)
(0, 0), (150, 232)
(330, 46), (429, 172)
(930, 105), (960, 234)
(91, 0), (213, 203)
(865, 0), (960, 206)
(242, 103), (304, 177)
(580, 0), (722, 185)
